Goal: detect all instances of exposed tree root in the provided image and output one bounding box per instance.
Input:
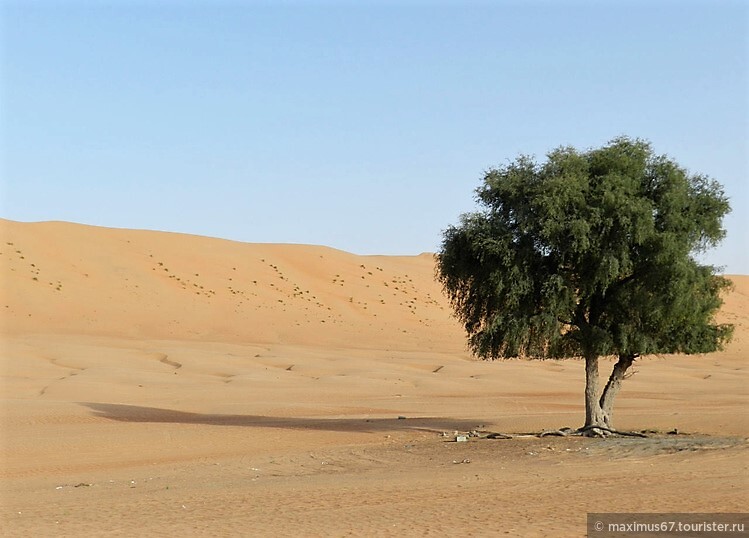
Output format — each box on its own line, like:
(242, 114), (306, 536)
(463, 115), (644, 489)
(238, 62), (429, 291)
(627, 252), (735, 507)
(477, 426), (648, 439)
(539, 427), (576, 437)
(483, 432), (513, 439)
(576, 425), (648, 438)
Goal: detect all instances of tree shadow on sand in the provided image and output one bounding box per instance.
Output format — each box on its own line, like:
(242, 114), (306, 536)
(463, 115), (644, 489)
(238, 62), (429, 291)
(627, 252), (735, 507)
(80, 402), (484, 434)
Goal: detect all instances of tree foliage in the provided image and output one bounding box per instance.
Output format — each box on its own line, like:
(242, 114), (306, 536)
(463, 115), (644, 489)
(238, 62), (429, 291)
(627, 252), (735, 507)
(437, 137), (733, 363)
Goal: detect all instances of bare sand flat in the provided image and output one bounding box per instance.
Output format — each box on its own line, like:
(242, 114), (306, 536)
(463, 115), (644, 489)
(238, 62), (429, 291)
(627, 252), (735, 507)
(1, 219), (747, 536)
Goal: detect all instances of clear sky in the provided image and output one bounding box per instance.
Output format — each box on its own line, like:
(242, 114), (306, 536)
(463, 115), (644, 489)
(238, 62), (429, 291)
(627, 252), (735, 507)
(1, 1), (747, 273)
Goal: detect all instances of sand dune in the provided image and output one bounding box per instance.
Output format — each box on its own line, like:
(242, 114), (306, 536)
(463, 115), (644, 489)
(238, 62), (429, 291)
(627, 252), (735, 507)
(1, 219), (463, 350)
(1, 219), (747, 537)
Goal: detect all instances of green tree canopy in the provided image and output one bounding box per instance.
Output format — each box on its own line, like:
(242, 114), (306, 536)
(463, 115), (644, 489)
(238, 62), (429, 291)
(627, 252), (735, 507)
(437, 137), (733, 433)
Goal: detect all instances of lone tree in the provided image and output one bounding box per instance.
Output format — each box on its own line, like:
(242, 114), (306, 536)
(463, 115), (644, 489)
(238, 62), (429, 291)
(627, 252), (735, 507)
(437, 137), (733, 435)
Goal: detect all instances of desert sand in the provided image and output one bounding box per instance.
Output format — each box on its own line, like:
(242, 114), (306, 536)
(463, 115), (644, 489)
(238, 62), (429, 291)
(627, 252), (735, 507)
(1, 218), (747, 537)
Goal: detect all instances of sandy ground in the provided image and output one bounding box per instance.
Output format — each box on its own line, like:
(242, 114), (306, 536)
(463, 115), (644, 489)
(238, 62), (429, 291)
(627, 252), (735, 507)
(1, 219), (747, 537)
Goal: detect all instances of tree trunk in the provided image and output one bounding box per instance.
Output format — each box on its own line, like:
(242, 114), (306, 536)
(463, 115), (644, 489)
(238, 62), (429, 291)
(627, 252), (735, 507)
(584, 354), (607, 430)
(582, 353), (636, 436)
(598, 353), (635, 429)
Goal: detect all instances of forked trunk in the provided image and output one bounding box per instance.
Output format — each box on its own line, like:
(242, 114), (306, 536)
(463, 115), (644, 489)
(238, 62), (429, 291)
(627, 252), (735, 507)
(583, 353), (635, 436)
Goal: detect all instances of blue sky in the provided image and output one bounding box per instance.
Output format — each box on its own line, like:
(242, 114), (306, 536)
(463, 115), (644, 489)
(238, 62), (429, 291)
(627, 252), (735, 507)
(1, 1), (747, 273)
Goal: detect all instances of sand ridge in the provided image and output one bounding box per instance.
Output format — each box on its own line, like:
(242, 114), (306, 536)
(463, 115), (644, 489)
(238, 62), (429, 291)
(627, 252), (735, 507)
(1, 219), (747, 536)
(1, 219), (464, 351)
